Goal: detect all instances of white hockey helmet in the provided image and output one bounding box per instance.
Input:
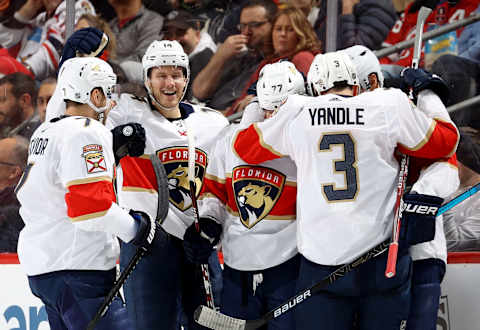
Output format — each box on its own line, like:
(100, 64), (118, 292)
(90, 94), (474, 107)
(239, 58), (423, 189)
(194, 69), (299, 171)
(257, 61), (306, 111)
(307, 51), (359, 96)
(57, 57), (117, 114)
(142, 40), (190, 107)
(344, 45), (384, 91)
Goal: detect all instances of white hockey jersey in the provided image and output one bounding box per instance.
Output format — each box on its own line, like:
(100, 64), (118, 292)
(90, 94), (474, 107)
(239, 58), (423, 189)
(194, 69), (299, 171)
(16, 116), (137, 276)
(200, 124), (298, 271)
(409, 90), (460, 263)
(233, 88), (459, 265)
(0, 0), (95, 80)
(106, 94), (229, 239)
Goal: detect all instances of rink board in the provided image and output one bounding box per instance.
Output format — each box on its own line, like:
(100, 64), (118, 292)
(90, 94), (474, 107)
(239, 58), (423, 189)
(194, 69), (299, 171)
(0, 252), (478, 330)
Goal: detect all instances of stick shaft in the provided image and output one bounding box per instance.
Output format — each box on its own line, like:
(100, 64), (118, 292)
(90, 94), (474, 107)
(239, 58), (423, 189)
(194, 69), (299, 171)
(385, 154), (409, 278)
(186, 122), (217, 310)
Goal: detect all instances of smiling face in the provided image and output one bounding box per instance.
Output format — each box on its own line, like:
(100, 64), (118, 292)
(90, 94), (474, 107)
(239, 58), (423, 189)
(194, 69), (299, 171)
(147, 66), (187, 110)
(272, 14), (299, 57)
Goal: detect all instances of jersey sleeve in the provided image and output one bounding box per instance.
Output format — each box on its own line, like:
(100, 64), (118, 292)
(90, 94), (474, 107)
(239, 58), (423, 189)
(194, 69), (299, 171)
(233, 96), (301, 164)
(411, 156), (459, 198)
(58, 121), (137, 242)
(199, 128), (230, 224)
(106, 94), (145, 129)
(388, 89), (459, 159)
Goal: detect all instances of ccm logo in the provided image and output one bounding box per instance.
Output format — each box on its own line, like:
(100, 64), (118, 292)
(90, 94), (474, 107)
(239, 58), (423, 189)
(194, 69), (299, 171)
(402, 203), (438, 215)
(273, 290), (311, 318)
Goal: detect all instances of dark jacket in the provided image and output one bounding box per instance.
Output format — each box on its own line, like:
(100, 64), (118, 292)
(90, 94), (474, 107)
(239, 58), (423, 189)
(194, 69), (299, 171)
(314, 0), (397, 50)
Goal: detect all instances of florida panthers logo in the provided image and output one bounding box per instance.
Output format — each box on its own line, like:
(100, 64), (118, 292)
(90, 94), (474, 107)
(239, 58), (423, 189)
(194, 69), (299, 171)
(233, 166), (285, 229)
(157, 146), (207, 211)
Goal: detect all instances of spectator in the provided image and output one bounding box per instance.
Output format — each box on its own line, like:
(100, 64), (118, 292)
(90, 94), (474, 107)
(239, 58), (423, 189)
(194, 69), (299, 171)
(0, 0), (96, 80)
(0, 73), (39, 139)
(192, 0), (277, 112)
(164, 10), (217, 102)
(381, 0), (478, 68)
(313, 0), (397, 51)
(444, 126), (480, 251)
(228, 5), (321, 115)
(0, 135), (28, 252)
(36, 77), (56, 123)
(108, 0), (164, 83)
(431, 3), (480, 129)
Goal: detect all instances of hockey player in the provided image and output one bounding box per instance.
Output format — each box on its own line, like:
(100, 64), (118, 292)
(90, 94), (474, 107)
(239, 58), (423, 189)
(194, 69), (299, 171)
(232, 51), (459, 330)
(346, 45), (459, 330)
(195, 61), (305, 329)
(106, 40), (229, 329)
(15, 57), (159, 330)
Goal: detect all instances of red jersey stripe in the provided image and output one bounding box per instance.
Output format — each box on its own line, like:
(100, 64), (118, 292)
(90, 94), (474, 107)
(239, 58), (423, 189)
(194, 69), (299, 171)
(120, 156), (157, 191)
(233, 124), (284, 164)
(65, 180), (115, 220)
(398, 120), (458, 158)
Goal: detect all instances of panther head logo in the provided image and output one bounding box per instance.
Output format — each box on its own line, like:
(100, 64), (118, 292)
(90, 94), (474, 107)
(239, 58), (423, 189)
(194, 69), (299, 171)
(167, 164), (202, 210)
(237, 183), (275, 228)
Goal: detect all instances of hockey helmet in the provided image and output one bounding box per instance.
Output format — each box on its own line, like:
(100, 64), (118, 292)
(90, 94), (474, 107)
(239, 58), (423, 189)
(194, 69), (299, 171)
(142, 40), (190, 107)
(142, 40), (190, 83)
(57, 57), (117, 114)
(257, 61), (306, 111)
(344, 45), (384, 91)
(307, 51), (359, 96)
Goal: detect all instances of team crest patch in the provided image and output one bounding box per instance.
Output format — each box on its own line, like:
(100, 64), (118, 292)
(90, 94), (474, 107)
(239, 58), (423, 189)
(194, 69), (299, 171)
(233, 165), (285, 229)
(82, 144), (107, 174)
(157, 146), (207, 211)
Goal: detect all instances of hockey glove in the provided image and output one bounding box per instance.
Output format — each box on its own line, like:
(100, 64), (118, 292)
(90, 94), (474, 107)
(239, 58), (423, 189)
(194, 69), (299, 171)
(401, 68), (450, 104)
(399, 193), (444, 248)
(58, 27), (109, 70)
(129, 210), (158, 252)
(111, 123), (146, 165)
(183, 217), (222, 264)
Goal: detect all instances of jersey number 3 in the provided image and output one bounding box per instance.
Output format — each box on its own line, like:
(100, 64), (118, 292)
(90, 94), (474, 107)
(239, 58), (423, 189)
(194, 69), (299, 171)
(319, 133), (358, 201)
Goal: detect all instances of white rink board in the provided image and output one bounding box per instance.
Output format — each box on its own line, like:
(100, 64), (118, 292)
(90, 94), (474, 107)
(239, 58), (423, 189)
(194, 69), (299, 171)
(1, 254), (479, 330)
(0, 264), (49, 330)
(437, 263), (480, 330)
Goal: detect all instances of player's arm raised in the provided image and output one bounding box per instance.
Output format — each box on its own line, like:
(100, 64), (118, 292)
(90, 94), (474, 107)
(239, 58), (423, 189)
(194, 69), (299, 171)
(233, 96), (303, 164)
(391, 70), (459, 159)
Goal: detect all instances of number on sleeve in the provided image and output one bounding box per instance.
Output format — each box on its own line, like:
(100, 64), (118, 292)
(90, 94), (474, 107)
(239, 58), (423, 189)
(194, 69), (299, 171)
(319, 133), (358, 201)
(14, 162), (34, 194)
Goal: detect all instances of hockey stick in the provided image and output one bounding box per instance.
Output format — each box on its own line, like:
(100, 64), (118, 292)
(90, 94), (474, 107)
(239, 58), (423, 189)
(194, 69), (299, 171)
(385, 5), (432, 278)
(385, 154), (409, 278)
(195, 240), (390, 330)
(87, 154), (169, 330)
(194, 183), (480, 330)
(87, 247), (146, 330)
(186, 122), (217, 311)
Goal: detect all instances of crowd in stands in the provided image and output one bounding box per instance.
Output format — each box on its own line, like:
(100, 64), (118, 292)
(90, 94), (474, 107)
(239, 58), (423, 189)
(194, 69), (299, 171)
(0, 0), (478, 255)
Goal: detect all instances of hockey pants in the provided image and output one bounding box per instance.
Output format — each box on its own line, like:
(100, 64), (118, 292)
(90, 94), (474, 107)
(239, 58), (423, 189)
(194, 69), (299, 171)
(295, 250), (412, 330)
(407, 258), (445, 330)
(28, 268), (132, 330)
(221, 255), (300, 330)
(120, 235), (214, 330)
